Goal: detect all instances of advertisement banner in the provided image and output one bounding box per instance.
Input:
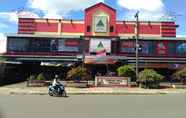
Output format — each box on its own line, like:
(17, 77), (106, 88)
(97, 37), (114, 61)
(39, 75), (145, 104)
(58, 40), (79, 52)
(64, 40), (80, 46)
(156, 41), (168, 55)
(89, 39), (111, 54)
(120, 41), (135, 53)
(139, 41), (151, 54)
(176, 42), (186, 55)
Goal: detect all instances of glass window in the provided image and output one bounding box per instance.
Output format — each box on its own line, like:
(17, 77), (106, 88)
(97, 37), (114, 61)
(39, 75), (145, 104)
(29, 38), (51, 52)
(8, 38), (29, 52)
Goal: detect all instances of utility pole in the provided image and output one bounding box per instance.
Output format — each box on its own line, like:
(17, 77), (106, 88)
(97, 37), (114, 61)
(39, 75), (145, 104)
(135, 11), (139, 80)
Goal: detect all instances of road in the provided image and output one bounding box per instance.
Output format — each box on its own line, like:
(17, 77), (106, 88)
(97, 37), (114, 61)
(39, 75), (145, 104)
(0, 94), (186, 118)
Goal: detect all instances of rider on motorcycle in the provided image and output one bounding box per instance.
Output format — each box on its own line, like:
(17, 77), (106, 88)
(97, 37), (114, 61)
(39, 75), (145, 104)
(52, 75), (64, 93)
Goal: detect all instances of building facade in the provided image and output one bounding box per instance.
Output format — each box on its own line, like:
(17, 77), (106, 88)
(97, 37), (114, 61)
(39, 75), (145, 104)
(0, 3), (186, 80)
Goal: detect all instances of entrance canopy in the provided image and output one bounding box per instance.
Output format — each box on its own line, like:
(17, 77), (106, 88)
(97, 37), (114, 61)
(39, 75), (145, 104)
(84, 55), (122, 64)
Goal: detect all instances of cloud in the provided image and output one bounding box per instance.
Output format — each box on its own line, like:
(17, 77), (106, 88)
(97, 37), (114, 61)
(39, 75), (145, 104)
(177, 34), (186, 38)
(0, 11), (39, 24)
(28, 0), (104, 18)
(117, 0), (165, 21)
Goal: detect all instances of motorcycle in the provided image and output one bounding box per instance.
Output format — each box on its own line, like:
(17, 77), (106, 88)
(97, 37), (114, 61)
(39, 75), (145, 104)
(48, 82), (67, 97)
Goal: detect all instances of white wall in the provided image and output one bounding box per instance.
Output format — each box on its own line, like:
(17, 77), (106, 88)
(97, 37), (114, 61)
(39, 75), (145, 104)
(0, 38), (7, 53)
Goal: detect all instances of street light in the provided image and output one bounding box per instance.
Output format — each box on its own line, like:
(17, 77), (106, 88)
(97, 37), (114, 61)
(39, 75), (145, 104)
(135, 11), (139, 80)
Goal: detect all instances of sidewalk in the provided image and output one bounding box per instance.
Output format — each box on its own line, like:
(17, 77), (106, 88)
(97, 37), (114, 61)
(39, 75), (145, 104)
(0, 82), (186, 95)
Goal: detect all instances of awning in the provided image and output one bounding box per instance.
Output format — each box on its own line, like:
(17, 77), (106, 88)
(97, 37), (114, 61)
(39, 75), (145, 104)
(84, 56), (117, 64)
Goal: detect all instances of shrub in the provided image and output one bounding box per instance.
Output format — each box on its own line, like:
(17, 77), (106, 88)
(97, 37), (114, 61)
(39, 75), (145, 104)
(172, 67), (186, 83)
(138, 69), (164, 89)
(117, 65), (135, 77)
(36, 73), (45, 81)
(67, 66), (87, 80)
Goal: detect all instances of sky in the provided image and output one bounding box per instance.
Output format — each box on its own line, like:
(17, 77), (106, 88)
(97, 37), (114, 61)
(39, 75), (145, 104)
(0, 0), (186, 40)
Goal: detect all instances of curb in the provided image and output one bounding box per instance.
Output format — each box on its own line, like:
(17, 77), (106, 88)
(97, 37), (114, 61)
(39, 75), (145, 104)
(1, 87), (186, 96)
(8, 92), (166, 96)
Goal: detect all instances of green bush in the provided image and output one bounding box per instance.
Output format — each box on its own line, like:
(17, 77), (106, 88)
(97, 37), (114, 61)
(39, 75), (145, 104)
(172, 67), (186, 83)
(138, 69), (164, 89)
(117, 65), (135, 77)
(36, 73), (45, 81)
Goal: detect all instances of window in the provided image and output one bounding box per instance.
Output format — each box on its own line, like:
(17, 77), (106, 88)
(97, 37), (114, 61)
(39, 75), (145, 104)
(29, 38), (51, 52)
(110, 26), (114, 32)
(87, 26), (91, 32)
(8, 38), (29, 52)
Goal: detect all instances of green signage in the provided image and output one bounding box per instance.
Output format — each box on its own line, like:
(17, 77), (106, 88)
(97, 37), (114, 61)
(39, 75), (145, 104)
(97, 20), (104, 27)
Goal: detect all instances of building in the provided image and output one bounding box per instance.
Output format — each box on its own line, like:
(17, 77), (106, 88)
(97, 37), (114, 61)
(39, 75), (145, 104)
(0, 2), (186, 81)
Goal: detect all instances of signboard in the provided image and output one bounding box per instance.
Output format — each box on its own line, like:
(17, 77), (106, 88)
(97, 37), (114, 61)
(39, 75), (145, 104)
(89, 39), (111, 54)
(94, 16), (107, 32)
(156, 41), (168, 55)
(64, 40), (80, 46)
(84, 56), (116, 64)
(95, 76), (129, 87)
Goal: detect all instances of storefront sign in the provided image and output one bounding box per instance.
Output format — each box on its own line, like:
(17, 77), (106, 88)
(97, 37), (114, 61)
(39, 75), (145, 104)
(84, 56), (116, 64)
(94, 16), (107, 32)
(95, 76), (129, 87)
(89, 39), (111, 54)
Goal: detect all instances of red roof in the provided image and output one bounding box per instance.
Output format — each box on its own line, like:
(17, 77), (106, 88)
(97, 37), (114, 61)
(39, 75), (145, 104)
(85, 2), (116, 12)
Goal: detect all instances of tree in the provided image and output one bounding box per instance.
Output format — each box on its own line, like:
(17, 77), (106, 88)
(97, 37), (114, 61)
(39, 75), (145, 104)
(117, 65), (135, 76)
(172, 67), (186, 84)
(138, 69), (164, 89)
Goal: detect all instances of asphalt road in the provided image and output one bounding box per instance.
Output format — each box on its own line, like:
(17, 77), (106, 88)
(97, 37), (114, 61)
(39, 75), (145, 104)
(0, 94), (186, 118)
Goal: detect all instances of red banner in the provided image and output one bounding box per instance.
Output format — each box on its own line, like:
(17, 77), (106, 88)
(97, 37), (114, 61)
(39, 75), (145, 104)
(64, 40), (80, 46)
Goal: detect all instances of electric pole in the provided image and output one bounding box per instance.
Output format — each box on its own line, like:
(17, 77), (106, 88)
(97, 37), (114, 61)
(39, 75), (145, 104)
(135, 11), (139, 80)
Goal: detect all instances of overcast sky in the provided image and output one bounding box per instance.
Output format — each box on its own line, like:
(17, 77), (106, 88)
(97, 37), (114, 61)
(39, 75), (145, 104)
(0, 0), (186, 40)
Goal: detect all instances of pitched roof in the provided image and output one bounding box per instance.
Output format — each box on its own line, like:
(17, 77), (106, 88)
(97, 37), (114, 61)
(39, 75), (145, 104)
(85, 2), (116, 12)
